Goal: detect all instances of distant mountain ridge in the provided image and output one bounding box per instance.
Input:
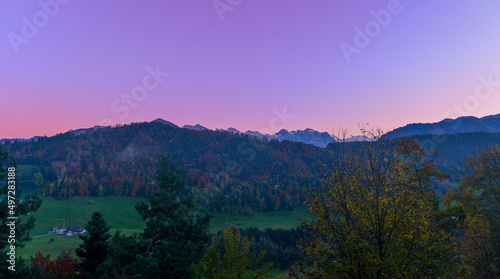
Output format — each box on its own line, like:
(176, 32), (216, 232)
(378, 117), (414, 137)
(220, 128), (337, 148)
(386, 114), (500, 137)
(0, 136), (40, 144)
(71, 125), (105, 136)
(1, 125), (104, 144)
(182, 124), (207, 131)
(152, 118), (177, 127)
(153, 119), (371, 148)
(4, 113), (499, 147)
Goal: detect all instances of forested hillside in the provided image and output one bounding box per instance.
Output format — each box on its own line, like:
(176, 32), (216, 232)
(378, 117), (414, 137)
(385, 114), (500, 137)
(410, 132), (500, 180)
(4, 122), (331, 213)
(3, 122), (500, 213)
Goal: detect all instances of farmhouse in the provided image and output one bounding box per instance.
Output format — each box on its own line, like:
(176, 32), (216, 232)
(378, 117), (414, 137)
(65, 226), (86, 236)
(49, 225), (86, 236)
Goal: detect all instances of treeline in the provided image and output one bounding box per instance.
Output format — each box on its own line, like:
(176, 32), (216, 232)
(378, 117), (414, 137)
(4, 122), (500, 214)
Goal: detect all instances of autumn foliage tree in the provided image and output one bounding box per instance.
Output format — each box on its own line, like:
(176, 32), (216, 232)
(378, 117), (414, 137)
(444, 145), (500, 278)
(296, 135), (454, 278)
(29, 249), (79, 278)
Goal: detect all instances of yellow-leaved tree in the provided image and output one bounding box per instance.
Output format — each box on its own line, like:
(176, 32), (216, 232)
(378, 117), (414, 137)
(444, 145), (500, 278)
(294, 134), (455, 278)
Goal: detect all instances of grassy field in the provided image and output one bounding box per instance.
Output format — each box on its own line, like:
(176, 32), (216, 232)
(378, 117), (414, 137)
(17, 195), (302, 259)
(17, 195), (147, 258)
(27, 196), (148, 236)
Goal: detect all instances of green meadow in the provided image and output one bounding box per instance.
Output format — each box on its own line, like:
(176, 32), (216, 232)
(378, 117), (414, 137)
(18, 195), (301, 259)
(17, 196), (147, 259)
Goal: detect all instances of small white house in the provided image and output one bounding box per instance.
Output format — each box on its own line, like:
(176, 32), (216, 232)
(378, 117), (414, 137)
(65, 226), (86, 236)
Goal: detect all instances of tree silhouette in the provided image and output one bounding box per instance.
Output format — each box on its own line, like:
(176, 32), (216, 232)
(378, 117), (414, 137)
(133, 155), (210, 278)
(75, 211), (111, 278)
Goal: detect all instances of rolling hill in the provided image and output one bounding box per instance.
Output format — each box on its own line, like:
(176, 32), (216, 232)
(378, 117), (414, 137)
(386, 114), (500, 137)
(2, 118), (500, 214)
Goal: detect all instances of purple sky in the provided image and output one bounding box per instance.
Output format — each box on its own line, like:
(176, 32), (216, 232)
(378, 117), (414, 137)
(1, 0), (500, 138)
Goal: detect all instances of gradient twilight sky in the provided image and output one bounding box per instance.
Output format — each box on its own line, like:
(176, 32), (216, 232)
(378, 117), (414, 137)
(1, 0), (500, 139)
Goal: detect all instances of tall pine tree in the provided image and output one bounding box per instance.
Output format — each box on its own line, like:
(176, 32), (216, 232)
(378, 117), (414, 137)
(133, 154), (210, 278)
(75, 211), (111, 278)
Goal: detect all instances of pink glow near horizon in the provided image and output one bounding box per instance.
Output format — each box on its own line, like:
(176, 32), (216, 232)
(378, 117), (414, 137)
(1, 0), (500, 139)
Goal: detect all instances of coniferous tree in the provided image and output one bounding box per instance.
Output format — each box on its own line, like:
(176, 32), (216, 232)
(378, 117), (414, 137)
(194, 226), (274, 278)
(100, 230), (141, 278)
(132, 154), (210, 278)
(75, 211), (111, 278)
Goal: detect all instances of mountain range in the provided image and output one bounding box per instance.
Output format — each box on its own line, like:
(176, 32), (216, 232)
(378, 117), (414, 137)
(0, 136), (40, 144)
(152, 118), (371, 148)
(150, 114), (500, 147)
(2, 113), (499, 148)
(3, 115), (500, 213)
